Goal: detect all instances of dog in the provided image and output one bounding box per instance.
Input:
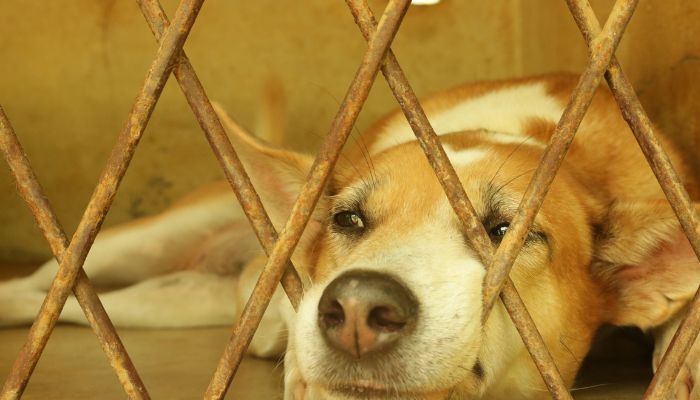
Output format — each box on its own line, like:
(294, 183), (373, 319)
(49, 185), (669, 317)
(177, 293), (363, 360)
(2, 74), (700, 399)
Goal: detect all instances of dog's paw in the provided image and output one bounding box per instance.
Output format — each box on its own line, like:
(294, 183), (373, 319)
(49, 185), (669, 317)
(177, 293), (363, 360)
(284, 365), (310, 400)
(653, 311), (700, 399)
(284, 377), (325, 400)
(284, 349), (307, 400)
(283, 348), (328, 400)
(0, 279), (46, 327)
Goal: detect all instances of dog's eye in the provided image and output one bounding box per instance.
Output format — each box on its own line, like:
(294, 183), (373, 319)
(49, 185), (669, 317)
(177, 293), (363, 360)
(489, 222), (509, 239)
(333, 211), (365, 230)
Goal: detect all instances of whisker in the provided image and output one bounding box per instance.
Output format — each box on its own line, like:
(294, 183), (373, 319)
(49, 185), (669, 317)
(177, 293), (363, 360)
(302, 83), (370, 188)
(492, 168), (537, 198)
(570, 383), (612, 392)
(488, 134), (537, 188)
(558, 334), (582, 364)
(356, 134), (378, 186)
(348, 132), (375, 187)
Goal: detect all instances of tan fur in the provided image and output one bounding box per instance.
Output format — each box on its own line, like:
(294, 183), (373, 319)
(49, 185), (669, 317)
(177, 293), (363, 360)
(279, 74), (700, 399)
(3, 74), (699, 399)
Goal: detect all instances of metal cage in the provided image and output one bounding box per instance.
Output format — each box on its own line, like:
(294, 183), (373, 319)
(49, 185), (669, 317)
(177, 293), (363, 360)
(1, 0), (699, 398)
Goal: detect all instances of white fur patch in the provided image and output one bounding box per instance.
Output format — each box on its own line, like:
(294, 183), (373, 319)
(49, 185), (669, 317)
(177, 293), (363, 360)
(292, 219), (487, 396)
(82, 195), (242, 285)
(371, 82), (561, 154)
(482, 131), (547, 148)
(443, 144), (488, 166)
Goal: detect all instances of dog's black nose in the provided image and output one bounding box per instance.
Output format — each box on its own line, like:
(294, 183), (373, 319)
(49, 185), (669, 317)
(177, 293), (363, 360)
(317, 270), (418, 359)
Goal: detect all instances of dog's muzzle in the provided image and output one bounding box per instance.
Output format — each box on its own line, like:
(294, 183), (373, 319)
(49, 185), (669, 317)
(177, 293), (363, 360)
(317, 270), (418, 359)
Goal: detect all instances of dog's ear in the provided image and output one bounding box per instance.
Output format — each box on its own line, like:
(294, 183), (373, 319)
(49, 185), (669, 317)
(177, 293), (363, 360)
(212, 103), (325, 262)
(595, 200), (700, 329)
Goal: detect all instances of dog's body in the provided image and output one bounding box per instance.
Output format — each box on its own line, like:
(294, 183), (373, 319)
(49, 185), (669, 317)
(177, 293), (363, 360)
(2, 74), (700, 399)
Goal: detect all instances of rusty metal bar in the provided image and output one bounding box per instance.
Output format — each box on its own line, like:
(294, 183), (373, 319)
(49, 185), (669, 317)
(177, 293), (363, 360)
(480, 0), (639, 317)
(346, 1), (572, 397)
(203, 1), (411, 398)
(0, 1), (203, 397)
(561, 1), (700, 397)
(0, 108), (149, 399)
(136, 0), (303, 308)
(647, 300), (700, 397)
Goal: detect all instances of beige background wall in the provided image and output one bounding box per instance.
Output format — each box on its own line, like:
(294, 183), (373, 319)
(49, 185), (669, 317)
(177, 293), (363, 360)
(0, 0), (698, 263)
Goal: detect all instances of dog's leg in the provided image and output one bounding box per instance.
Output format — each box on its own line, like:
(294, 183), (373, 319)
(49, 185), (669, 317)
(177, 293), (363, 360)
(0, 272), (243, 328)
(57, 270), (240, 328)
(228, 255), (290, 358)
(0, 271), (237, 328)
(45, 257), (287, 358)
(653, 307), (700, 400)
(1, 188), (246, 292)
(0, 191), (266, 328)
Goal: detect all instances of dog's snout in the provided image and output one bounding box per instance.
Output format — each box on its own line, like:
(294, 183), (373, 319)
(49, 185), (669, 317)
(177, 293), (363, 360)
(317, 270), (418, 359)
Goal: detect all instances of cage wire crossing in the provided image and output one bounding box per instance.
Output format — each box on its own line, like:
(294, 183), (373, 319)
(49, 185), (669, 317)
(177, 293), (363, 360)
(0, 0), (699, 398)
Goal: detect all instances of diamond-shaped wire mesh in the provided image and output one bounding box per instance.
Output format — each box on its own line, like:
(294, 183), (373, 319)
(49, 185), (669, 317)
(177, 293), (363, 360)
(0, 108), (150, 399)
(0, 0), (205, 398)
(137, 0), (305, 310)
(563, 2), (700, 397)
(1, 0), (699, 399)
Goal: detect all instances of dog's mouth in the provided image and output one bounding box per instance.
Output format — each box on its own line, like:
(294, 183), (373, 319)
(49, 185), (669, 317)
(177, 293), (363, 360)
(330, 383), (392, 397)
(325, 381), (449, 399)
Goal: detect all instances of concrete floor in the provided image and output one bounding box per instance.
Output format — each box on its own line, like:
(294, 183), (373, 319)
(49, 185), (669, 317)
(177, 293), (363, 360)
(0, 326), (282, 400)
(0, 265), (651, 399)
(0, 265), (283, 399)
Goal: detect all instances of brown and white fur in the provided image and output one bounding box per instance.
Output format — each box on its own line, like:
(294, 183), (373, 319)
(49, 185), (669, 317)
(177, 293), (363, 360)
(2, 74), (700, 399)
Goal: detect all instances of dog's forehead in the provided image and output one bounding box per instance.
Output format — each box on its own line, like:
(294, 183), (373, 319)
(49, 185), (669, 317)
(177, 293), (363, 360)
(333, 132), (545, 215)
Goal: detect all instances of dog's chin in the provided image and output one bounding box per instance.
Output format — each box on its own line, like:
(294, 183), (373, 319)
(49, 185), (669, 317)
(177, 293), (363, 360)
(288, 362), (483, 400)
(289, 346), (482, 400)
(319, 383), (451, 400)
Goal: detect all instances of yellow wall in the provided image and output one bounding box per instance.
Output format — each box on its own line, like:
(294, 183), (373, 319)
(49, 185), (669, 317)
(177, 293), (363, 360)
(1, 0), (698, 262)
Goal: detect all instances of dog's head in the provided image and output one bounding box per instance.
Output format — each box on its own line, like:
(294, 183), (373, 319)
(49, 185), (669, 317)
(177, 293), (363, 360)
(216, 106), (700, 399)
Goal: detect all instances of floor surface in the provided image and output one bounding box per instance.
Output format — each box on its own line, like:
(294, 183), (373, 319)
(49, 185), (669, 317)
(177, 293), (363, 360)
(0, 326), (282, 400)
(0, 265), (651, 399)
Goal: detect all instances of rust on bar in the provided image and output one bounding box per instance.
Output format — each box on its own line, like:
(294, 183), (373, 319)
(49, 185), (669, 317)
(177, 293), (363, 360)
(346, 0), (572, 397)
(646, 295), (700, 398)
(203, 1), (412, 398)
(480, 0), (639, 318)
(136, 0), (304, 307)
(562, 1), (700, 397)
(0, 1), (204, 397)
(0, 108), (150, 399)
